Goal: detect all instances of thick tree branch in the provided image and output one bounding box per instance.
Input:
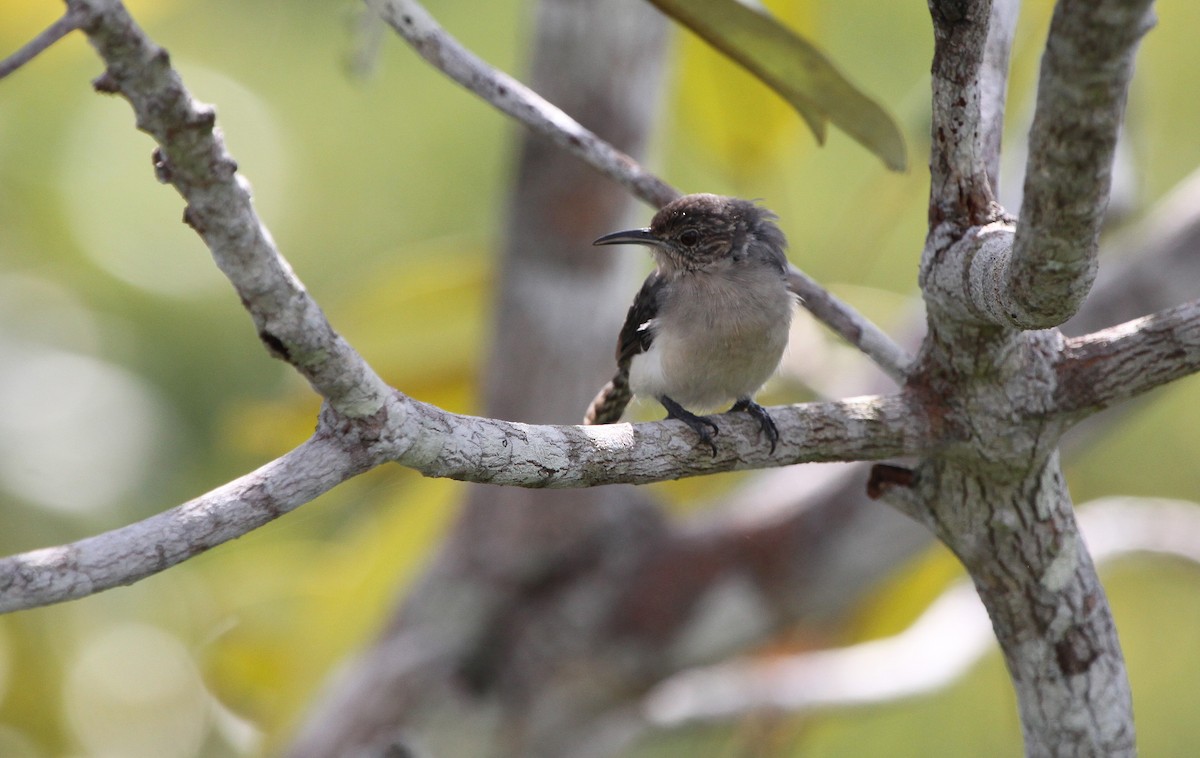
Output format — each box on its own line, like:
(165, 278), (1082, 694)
(921, 0), (1019, 327)
(1007, 0), (1156, 328)
(1056, 299), (1200, 417)
(397, 393), (924, 486)
(919, 454), (1134, 756)
(0, 7), (85, 79)
(911, 3), (1151, 752)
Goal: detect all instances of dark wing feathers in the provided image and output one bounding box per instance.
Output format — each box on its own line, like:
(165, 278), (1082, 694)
(583, 272), (665, 425)
(615, 271), (665, 370)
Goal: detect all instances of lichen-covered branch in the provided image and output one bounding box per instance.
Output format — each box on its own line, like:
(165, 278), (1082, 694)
(399, 393), (924, 487)
(1007, 0), (1157, 328)
(917, 452), (1134, 756)
(1056, 299), (1200, 417)
(926, 0), (1015, 226)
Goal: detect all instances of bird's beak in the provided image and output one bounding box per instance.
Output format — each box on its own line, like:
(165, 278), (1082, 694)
(592, 228), (659, 247)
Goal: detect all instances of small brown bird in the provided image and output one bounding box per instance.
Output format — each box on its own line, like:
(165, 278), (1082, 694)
(584, 193), (794, 455)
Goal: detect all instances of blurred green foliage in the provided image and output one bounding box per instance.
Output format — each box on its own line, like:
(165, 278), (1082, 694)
(2, 0), (1200, 756)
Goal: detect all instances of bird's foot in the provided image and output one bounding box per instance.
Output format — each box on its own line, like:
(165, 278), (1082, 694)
(731, 398), (779, 454)
(660, 395), (720, 457)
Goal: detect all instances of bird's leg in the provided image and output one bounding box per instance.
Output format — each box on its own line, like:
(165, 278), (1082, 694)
(659, 395), (720, 457)
(730, 398), (779, 454)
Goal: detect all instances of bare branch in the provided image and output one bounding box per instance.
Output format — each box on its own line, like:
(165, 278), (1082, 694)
(979, 0), (1019, 193)
(1, 0), (932, 620)
(0, 7), (85, 80)
(786, 265), (912, 383)
(397, 393), (924, 487)
(0, 391), (924, 614)
(920, 0), (1022, 328)
(72, 0), (393, 419)
(1007, 0), (1157, 328)
(1056, 298), (1200, 417)
(365, 0), (679, 209)
(0, 432), (368, 613)
(926, 0), (1015, 226)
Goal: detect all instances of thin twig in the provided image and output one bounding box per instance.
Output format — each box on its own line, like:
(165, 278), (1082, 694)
(366, 0), (679, 209)
(787, 265), (912, 382)
(0, 8), (85, 80)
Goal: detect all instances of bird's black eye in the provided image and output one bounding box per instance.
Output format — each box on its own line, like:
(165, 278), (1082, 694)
(679, 229), (700, 247)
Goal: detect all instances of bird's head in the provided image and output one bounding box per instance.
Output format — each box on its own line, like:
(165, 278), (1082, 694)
(593, 193), (786, 274)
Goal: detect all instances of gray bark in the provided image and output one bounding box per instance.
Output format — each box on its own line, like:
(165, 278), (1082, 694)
(901, 0), (1158, 753)
(5, 1), (1200, 757)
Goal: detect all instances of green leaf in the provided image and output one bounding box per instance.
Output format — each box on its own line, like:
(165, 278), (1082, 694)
(649, 0), (908, 172)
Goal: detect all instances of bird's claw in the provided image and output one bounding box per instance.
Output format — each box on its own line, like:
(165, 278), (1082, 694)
(660, 395), (721, 457)
(731, 399), (779, 454)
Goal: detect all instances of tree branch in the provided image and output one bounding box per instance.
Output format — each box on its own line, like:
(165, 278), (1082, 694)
(396, 393), (925, 486)
(926, 0), (1015, 226)
(0, 432), (369, 613)
(1007, 0), (1157, 328)
(786, 265), (912, 382)
(1056, 299), (1200, 417)
(72, 0), (393, 420)
(0, 392), (925, 614)
(920, 0), (1020, 327)
(365, 0), (679, 209)
(917, 453), (1134, 756)
(0, 7), (85, 80)
(0, 0), (931, 618)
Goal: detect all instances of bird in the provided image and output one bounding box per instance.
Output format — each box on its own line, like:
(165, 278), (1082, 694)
(583, 193), (794, 455)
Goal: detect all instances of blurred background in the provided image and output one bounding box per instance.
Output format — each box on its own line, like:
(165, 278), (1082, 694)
(3, 0), (1200, 755)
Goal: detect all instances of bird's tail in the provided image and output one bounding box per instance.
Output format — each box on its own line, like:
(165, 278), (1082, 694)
(584, 371), (632, 425)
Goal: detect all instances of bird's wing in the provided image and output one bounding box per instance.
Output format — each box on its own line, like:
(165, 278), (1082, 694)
(615, 271), (665, 371)
(584, 271), (665, 425)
